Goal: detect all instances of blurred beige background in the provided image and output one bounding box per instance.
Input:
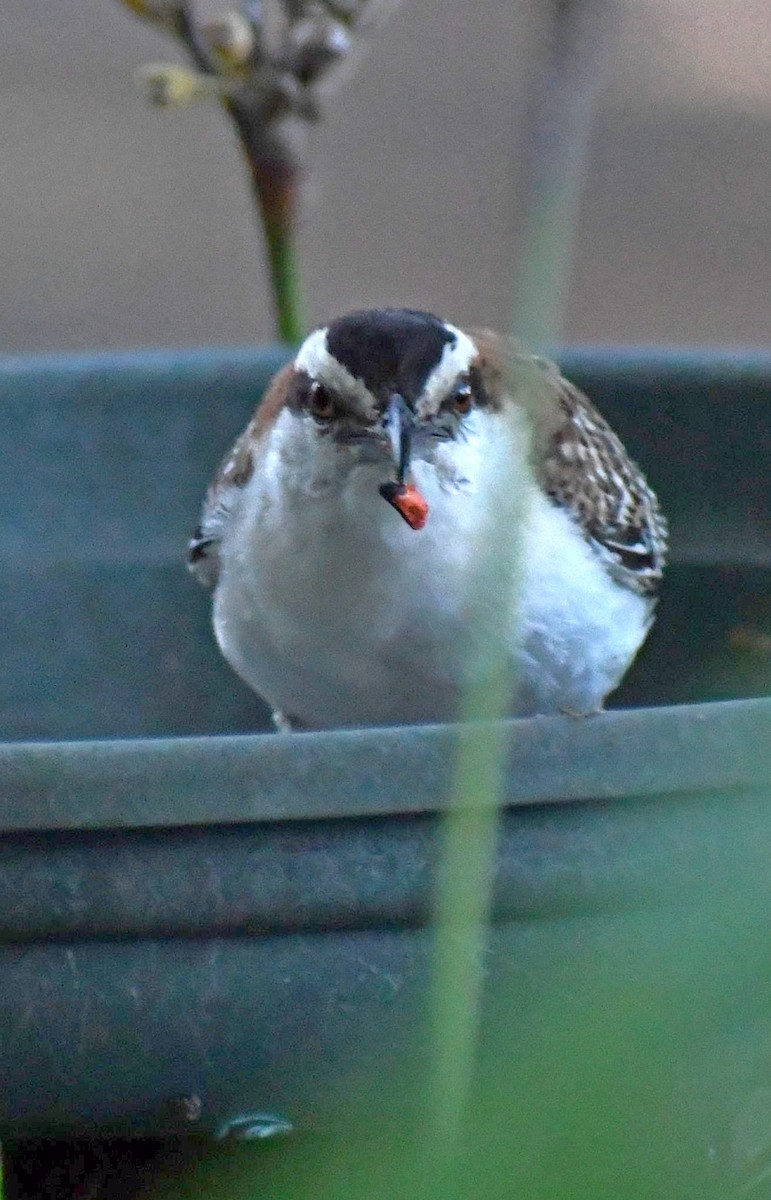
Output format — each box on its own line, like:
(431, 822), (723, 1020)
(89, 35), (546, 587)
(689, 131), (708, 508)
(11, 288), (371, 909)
(2, 0), (769, 353)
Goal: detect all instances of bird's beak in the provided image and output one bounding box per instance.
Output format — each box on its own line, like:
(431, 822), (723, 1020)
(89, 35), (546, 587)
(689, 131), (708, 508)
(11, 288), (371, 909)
(379, 392), (429, 530)
(385, 392), (414, 485)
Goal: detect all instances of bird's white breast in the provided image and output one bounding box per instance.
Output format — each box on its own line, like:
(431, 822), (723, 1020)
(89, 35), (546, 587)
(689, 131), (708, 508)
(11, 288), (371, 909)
(213, 409), (651, 727)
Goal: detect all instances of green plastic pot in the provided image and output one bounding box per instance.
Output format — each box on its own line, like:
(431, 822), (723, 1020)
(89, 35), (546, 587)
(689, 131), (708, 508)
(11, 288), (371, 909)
(1, 346), (770, 1197)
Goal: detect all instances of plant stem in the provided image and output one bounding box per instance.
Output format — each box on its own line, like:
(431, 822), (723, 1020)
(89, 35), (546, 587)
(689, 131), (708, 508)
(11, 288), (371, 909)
(249, 163), (306, 346)
(178, 2), (308, 345)
(424, 426), (528, 1193)
(427, 698), (507, 1192)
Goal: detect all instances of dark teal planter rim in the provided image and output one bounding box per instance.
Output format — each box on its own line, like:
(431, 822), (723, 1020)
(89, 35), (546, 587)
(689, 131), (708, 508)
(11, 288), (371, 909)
(1, 342), (770, 383)
(1, 695), (770, 834)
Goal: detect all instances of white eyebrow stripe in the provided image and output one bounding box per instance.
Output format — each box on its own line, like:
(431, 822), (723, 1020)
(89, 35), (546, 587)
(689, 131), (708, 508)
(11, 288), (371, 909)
(416, 324), (478, 416)
(295, 327), (377, 418)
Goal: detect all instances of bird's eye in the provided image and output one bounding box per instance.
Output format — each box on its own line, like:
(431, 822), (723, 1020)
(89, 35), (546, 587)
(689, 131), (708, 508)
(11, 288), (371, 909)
(451, 383), (473, 416)
(309, 382), (336, 421)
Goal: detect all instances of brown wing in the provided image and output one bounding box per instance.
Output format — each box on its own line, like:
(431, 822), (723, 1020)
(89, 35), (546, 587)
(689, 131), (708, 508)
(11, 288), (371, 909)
(187, 428), (253, 587)
(536, 361), (668, 596)
(470, 330), (667, 597)
(187, 362), (295, 588)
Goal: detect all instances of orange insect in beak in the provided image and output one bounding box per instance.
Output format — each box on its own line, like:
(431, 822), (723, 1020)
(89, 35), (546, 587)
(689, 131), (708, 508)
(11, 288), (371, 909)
(379, 392), (429, 530)
(379, 480), (429, 530)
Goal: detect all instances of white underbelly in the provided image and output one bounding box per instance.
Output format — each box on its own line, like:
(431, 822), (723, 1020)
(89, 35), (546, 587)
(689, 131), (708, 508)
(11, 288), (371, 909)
(213, 464), (651, 728)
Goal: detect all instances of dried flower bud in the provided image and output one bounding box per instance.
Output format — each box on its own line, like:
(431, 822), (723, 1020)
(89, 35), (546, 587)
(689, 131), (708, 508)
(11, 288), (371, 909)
(135, 62), (223, 107)
(283, 15), (351, 84)
(116, 0), (184, 32)
(118, 0), (178, 13)
(202, 11), (258, 73)
(322, 0), (401, 30)
(321, 0), (367, 22)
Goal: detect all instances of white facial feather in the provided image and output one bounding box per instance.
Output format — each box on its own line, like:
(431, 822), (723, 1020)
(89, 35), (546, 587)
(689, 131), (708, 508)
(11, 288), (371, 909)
(297, 321), (477, 421)
(294, 327), (378, 419)
(415, 324), (478, 417)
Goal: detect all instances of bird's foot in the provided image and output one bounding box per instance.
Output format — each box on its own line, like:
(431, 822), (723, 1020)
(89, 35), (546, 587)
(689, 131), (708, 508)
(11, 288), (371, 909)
(558, 704), (604, 719)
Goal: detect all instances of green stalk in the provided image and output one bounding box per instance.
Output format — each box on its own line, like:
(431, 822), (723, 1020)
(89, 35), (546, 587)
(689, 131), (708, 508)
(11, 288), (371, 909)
(250, 164), (306, 347)
(512, 177), (582, 355)
(512, 0), (624, 352)
(424, 419), (529, 1193)
(426, 681), (508, 1189)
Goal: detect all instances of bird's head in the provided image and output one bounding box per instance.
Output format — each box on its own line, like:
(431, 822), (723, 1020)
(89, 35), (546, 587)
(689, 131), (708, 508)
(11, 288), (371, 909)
(277, 308), (491, 527)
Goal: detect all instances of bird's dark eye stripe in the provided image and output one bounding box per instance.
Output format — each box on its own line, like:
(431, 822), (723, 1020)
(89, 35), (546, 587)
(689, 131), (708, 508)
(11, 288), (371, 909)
(308, 381), (337, 420)
(286, 369), (315, 411)
(468, 364), (489, 407)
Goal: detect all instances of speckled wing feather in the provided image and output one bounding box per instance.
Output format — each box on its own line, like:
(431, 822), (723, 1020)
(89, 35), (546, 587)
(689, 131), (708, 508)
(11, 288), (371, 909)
(187, 426), (253, 588)
(534, 357), (668, 596)
(187, 362), (295, 587)
(470, 331), (667, 598)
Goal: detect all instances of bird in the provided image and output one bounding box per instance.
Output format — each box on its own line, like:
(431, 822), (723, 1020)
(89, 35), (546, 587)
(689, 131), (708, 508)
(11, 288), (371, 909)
(189, 307), (667, 730)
